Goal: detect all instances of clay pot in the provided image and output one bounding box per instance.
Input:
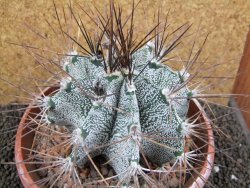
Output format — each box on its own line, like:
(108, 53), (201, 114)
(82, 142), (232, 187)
(15, 87), (57, 188)
(15, 87), (214, 188)
(185, 99), (215, 188)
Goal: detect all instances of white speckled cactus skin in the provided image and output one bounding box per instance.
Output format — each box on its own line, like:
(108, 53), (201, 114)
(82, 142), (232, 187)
(43, 42), (191, 185)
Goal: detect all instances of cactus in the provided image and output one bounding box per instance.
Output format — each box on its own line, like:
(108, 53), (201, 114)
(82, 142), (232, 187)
(39, 5), (198, 183)
(2, 1), (215, 187)
(44, 42), (190, 181)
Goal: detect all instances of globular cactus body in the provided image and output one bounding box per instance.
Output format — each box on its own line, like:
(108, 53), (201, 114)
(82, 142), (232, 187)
(44, 43), (191, 185)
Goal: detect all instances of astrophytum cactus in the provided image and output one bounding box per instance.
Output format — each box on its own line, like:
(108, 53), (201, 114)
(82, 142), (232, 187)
(42, 39), (193, 186)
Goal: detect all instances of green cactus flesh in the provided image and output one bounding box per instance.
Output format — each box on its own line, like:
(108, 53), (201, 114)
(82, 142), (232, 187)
(43, 43), (191, 183)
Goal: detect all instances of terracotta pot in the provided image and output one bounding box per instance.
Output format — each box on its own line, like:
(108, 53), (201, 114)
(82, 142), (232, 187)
(15, 87), (214, 188)
(184, 99), (215, 188)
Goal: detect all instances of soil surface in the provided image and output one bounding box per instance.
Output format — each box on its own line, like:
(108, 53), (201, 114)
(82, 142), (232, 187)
(204, 104), (250, 188)
(0, 105), (24, 188)
(0, 104), (249, 188)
